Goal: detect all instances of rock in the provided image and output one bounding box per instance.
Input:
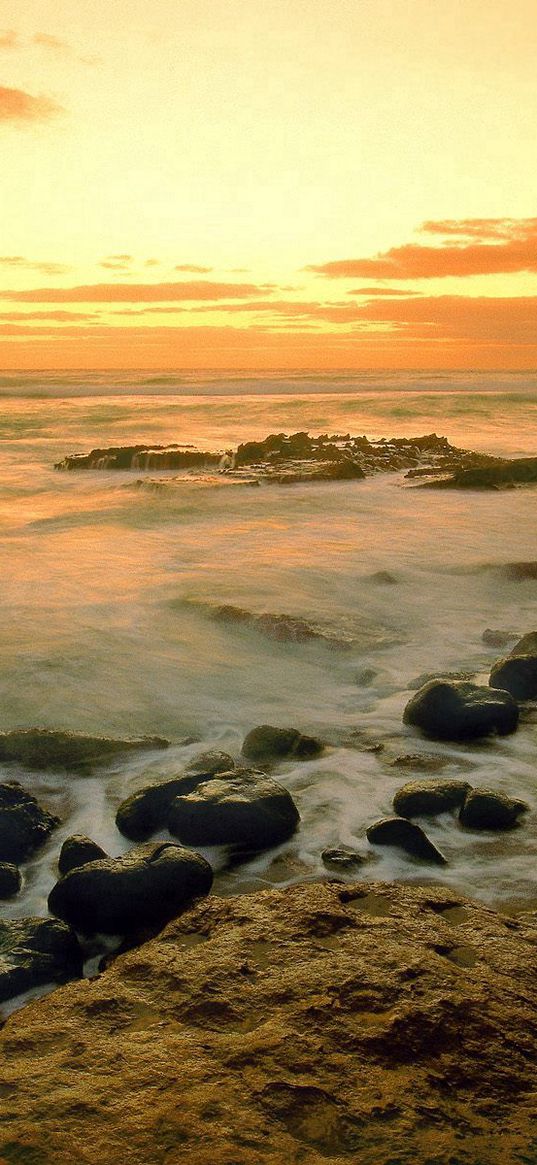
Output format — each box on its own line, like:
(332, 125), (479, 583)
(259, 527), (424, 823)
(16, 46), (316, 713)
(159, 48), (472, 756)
(459, 788), (529, 831)
(393, 779), (471, 818)
(48, 842), (213, 935)
(242, 725), (323, 763)
(387, 752), (454, 773)
(0, 917), (82, 1003)
(509, 631), (537, 655)
(55, 444), (221, 471)
(321, 847), (367, 870)
(116, 773), (211, 841)
(366, 817), (447, 864)
(0, 728), (169, 769)
(0, 862), (21, 898)
(58, 835), (108, 876)
(490, 655), (537, 700)
(369, 570), (398, 585)
(496, 562), (537, 581)
(0, 782), (59, 863)
(482, 628), (518, 648)
(167, 772), (300, 855)
(403, 679), (519, 741)
(421, 456), (537, 490)
(3, 881), (537, 1162)
(184, 749), (236, 775)
(407, 670), (476, 691)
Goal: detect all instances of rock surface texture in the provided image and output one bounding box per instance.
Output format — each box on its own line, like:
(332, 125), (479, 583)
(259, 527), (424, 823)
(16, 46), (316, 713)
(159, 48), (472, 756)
(1, 882), (536, 1164)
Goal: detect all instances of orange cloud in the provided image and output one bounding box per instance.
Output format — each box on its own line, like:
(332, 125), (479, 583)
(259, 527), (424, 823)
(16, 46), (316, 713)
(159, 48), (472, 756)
(307, 218), (537, 280)
(0, 256), (70, 275)
(0, 310), (98, 321)
(0, 29), (18, 49)
(33, 32), (99, 65)
(175, 264), (213, 273)
(0, 85), (64, 123)
(0, 281), (276, 303)
(348, 287), (422, 296)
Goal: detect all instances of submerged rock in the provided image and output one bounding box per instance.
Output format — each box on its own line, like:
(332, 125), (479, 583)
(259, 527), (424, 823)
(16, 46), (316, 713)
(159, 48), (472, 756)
(393, 779), (471, 818)
(0, 782), (59, 863)
(0, 862), (21, 898)
(48, 842), (213, 935)
(489, 631), (537, 700)
(168, 771), (300, 855)
(482, 628), (518, 648)
(421, 456), (537, 490)
(366, 817), (447, 865)
(58, 835), (108, 876)
(55, 444), (221, 471)
(0, 728), (169, 770)
(459, 788), (529, 831)
(321, 846), (367, 870)
(0, 916), (82, 1003)
(242, 724), (323, 763)
(403, 679), (519, 741)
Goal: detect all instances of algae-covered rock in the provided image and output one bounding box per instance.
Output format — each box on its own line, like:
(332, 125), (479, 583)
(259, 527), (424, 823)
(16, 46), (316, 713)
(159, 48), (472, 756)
(0, 917), (82, 1003)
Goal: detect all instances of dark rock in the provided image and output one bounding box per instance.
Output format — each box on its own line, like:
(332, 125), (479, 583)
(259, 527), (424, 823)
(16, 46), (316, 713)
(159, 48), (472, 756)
(0, 728), (169, 770)
(0, 782), (59, 863)
(0, 862), (22, 898)
(459, 788), (529, 831)
(167, 771), (300, 855)
(407, 670), (476, 691)
(0, 917), (82, 1003)
(496, 562), (537, 581)
(369, 571), (398, 585)
(403, 680), (519, 741)
(56, 444), (220, 471)
(421, 457), (537, 490)
(242, 725), (323, 763)
(115, 771), (217, 841)
(58, 835), (108, 876)
(509, 631), (537, 655)
(321, 847), (367, 870)
(393, 779), (472, 818)
(184, 750), (236, 775)
(482, 629), (518, 648)
(48, 842), (213, 935)
(490, 656), (537, 700)
(366, 817), (447, 865)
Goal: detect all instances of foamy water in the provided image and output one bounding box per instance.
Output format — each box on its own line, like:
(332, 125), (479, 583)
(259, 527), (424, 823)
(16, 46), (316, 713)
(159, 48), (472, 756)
(1, 371), (537, 942)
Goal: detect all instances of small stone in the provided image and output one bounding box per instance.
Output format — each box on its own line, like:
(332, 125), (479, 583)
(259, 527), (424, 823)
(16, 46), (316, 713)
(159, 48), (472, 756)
(241, 725), (323, 763)
(58, 835), (108, 876)
(321, 847), (366, 870)
(403, 680), (519, 741)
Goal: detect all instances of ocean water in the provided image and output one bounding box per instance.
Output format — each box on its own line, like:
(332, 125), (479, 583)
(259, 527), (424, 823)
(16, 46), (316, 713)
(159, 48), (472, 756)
(1, 369), (537, 944)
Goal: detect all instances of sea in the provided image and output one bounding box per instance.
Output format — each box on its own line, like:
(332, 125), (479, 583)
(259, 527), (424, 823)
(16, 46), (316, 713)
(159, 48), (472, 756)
(1, 368), (537, 947)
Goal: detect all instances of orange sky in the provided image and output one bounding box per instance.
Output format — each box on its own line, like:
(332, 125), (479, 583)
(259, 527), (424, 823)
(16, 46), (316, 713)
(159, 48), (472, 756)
(1, 0), (537, 370)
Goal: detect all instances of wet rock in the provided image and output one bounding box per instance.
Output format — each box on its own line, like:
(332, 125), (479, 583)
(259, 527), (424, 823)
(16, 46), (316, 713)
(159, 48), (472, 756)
(495, 562), (537, 581)
(0, 782), (59, 863)
(421, 456), (537, 490)
(403, 679), (519, 741)
(387, 752), (454, 773)
(184, 749), (236, 775)
(0, 862), (21, 898)
(58, 835), (108, 876)
(369, 570), (398, 585)
(0, 728), (169, 770)
(321, 847), (367, 870)
(366, 817), (447, 864)
(116, 771), (216, 841)
(407, 670), (476, 691)
(482, 628), (518, 649)
(0, 917), (82, 1003)
(242, 724), (323, 763)
(168, 771), (300, 856)
(212, 605), (352, 649)
(459, 788), (529, 831)
(509, 631), (537, 655)
(48, 842), (213, 935)
(490, 655), (537, 700)
(393, 779), (472, 818)
(56, 444), (221, 471)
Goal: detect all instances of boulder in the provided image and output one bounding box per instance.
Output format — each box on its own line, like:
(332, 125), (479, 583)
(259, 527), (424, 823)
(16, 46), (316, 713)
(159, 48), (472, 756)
(242, 725), (323, 763)
(393, 779), (472, 818)
(0, 917), (82, 1003)
(116, 753), (236, 842)
(58, 835), (108, 876)
(459, 788), (529, 831)
(0, 862), (21, 898)
(184, 749), (236, 775)
(48, 842), (213, 935)
(0, 782), (59, 863)
(403, 680), (519, 741)
(0, 728), (169, 770)
(321, 847), (367, 870)
(167, 772), (300, 855)
(489, 631), (537, 700)
(366, 817), (447, 865)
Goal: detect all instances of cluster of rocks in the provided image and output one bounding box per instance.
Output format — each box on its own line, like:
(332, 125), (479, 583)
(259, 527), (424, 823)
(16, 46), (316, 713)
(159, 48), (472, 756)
(417, 454), (537, 490)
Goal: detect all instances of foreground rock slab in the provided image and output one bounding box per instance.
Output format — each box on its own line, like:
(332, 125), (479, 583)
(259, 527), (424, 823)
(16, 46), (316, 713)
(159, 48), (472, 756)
(1, 882), (537, 1164)
(403, 679), (519, 741)
(0, 728), (169, 769)
(0, 917), (81, 1003)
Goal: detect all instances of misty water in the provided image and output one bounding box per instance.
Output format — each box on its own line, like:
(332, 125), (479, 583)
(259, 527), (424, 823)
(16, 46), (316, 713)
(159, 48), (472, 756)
(1, 371), (537, 958)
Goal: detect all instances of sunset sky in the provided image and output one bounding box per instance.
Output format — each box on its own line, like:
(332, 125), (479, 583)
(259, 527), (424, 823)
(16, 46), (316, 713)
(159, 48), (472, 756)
(1, 0), (536, 370)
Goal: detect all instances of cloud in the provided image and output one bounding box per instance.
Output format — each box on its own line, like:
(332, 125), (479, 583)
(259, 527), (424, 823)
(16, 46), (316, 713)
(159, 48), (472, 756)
(33, 32), (99, 65)
(0, 256), (70, 275)
(307, 218), (537, 280)
(0, 281), (277, 303)
(175, 264), (213, 274)
(99, 255), (133, 271)
(348, 287), (423, 296)
(0, 310), (98, 321)
(0, 85), (64, 124)
(0, 29), (18, 49)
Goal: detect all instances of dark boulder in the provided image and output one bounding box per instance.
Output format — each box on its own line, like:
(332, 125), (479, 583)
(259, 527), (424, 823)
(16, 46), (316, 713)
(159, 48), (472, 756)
(0, 917), (82, 1003)
(0, 729), (169, 770)
(58, 835), (108, 876)
(459, 788), (529, 831)
(366, 817), (447, 865)
(242, 725), (323, 763)
(0, 862), (21, 898)
(489, 631), (537, 700)
(116, 753), (237, 842)
(321, 847), (366, 871)
(167, 771), (300, 855)
(0, 782), (59, 863)
(509, 631), (537, 655)
(403, 680), (519, 741)
(393, 779), (472, 819)
(48, 842), (213, 935)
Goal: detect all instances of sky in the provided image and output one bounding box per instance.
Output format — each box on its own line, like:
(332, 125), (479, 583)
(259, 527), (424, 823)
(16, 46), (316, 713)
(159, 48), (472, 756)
(1, 0), (536, 370)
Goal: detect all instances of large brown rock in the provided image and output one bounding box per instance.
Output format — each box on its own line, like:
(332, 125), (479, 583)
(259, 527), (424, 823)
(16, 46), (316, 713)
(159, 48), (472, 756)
(1, 882), (536, 1164)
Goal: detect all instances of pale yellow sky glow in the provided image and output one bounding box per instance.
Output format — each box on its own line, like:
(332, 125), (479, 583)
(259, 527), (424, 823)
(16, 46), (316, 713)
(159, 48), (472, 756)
(1, 0), (536, 368)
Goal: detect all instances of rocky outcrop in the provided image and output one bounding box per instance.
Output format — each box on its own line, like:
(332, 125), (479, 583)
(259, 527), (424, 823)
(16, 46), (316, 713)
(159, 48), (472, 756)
(366, 817), (447, 864)
(58, 835), (108, 876)
(403, 679), (519, 741)
(490, 631), (537, 700)
(393, 779), (471, 818)
(420, 455), (537, 490)
(167, 771), (300, 855)
(0, 917), (81, 1003)
(0, 782), (59, 863)
(0, 728), (169, 769)
(55, 444), (221, 471)
(1, 881), (536, 1163)
(211, 605), (354, 649)
(48, 842), (213, 935)
(242, 725), (323, 763)
(459, 788), (529, 831)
